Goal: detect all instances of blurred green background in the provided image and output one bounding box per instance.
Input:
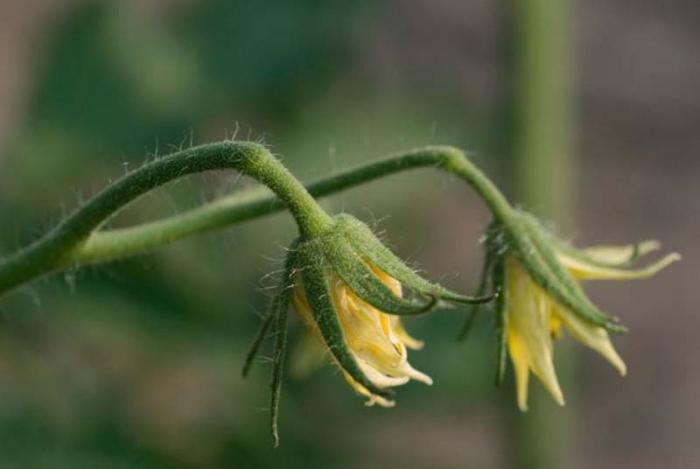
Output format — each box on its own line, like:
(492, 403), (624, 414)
(0, 1), (697, 468)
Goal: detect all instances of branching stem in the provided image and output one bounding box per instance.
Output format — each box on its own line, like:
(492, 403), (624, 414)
(0, 143), (513, 296)
(0, 141), (332, 295)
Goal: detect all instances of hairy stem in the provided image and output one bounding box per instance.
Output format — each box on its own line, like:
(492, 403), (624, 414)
(0, 144), (513, 296)
(0, 141), (331, 295)
(76, 145), (513, 266)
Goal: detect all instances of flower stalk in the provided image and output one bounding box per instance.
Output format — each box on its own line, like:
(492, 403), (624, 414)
(39, 146), (508, 267)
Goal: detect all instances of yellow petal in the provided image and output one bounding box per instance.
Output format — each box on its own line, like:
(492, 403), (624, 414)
(370, 262), (403, 296)
(371, 264), (426, 349)
(583, 240), (660, 264)
(332, 276), (407, 375)
(390, 316), (425, 350)
(357, 358), (411, 388)
(365, 395), (396, 408)
(555, 307), (627, 376)
(291, 265), (432, 404)
(506, 259), (565, 409)
(531, 353), (565, 408)
(511, 344), (531, 412)
(398, 361), (433, 385)
(509, 323), (564, 410)
(549, 314), (563, 339)
(341, 371), (396, 408)
(557, 252), (680, 281)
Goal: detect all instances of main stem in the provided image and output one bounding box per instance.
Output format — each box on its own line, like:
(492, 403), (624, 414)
(0, 142), (331, 295)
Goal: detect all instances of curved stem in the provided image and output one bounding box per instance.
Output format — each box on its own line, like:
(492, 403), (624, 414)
(0, 141), (331, 295)
(438, 149), (513, 221)
(76, 145), (514, 265)
(0, 144), (513, 296)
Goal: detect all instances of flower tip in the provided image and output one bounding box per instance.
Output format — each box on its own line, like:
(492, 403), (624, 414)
(614, 358), (627, 377)
(659, 251), (682, 266)
(645, 252), (681, 276)
(410, 340), (425, 351)
(549, 386), (566, 408)
(406, 365), (433, 386)
(668, 252), (682, 263)
(401, 336), (425, 351)
(599, 342), (627, 376)
(638, 240), (661, 255)
(365, 395), (396, 408)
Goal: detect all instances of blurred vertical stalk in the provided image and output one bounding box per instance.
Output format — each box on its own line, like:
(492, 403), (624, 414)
(511, 0), (574, 214)
(501, 0), (576, 467)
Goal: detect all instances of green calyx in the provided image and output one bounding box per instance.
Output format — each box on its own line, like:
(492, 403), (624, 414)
(331, 214), (494, 308)
(296, 214), (494, 397)
(470, 210), (626, 336)
(462, 207), (679, 386)
(292, 213), (493, 391)
(513, 212), (625, 332)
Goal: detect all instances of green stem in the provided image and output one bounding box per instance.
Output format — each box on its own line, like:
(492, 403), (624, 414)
(0, 144), (514, 296)
(0, 141), (331, 295)
(75, 145), (514, 266)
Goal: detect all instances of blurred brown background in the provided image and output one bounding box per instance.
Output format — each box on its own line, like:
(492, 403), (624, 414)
(0, 1), (698, 468)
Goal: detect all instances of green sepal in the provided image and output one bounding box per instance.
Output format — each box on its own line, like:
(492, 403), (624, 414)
(242, 310), (274, 378)
(244, 240), (298, 447)
(457, 231), (499, 340)
(509, 213), (625, 333)
(513, 232), (621, 331)
(322, 234), (438, 316)
(523, 215), (627, 332)
(336, 214), (493, 305)
(270, 283), (290, 448)
(296, 241), (393, 399)
(492, 258), (508, 386)
(242, 239), (299, 378)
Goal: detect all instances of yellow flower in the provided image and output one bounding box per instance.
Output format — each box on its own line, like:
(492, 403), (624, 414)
(244, 215), (490, 447)
(506, 242), (679, 411)
(292, 264), (431, 407)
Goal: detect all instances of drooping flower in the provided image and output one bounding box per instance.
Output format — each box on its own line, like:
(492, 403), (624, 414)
(285, 215), (489, 404)
(506, 255), (630, 410)
(292, 264), (431, 407)
(466, 213), (679, 410)
(244, 214), (492, 444)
